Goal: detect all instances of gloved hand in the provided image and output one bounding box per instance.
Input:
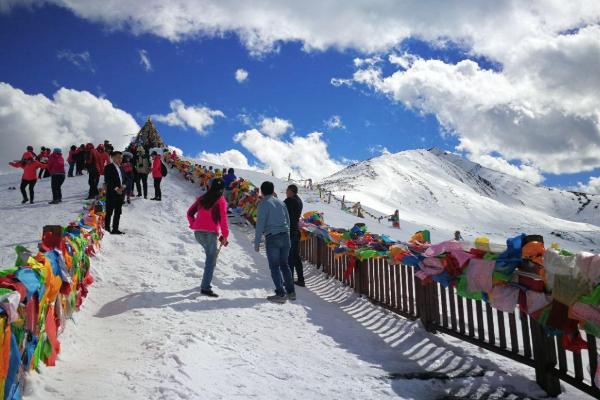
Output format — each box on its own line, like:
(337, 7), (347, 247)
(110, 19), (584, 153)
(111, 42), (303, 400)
(219, 236), (229, 247)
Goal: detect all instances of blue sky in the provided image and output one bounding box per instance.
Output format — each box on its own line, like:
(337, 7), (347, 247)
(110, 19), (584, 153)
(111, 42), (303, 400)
(1, 2), (598, 189)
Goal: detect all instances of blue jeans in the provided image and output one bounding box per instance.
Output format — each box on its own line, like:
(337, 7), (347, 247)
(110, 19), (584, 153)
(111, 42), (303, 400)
(194, 231), (218, 290)
(265, 232), (294, 296)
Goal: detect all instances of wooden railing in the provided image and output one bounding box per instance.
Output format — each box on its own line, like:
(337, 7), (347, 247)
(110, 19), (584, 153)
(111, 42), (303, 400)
(300, 233), (600, 398)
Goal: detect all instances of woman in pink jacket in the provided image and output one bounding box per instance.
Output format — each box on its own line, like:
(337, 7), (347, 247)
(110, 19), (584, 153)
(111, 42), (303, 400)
(150, 151), (164, 201)
(187, 178), (229, 297)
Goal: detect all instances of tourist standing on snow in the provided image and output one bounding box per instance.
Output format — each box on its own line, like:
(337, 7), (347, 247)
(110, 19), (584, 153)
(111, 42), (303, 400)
(134, 147), (150, 198)
(254, 181), (295, 303)
(97, 144), (110, 176)
(284, 184), (305, 287)
(222, 168), (237, 204)
(75, 144), (85, 175)
(390, 210), (400, 229)
(85, 143), (100, 199)
(454, 231), (464, 241)
(47, 148), (66, 204)
(67, 145), (77, 177)
(37, 147), (50, 179)
(104, 151), (126, 235)
(122, 152), (135, 204)
(150, 151), (165, 201)
(187, 178), (229, 298)
(9, 151), (46, 204)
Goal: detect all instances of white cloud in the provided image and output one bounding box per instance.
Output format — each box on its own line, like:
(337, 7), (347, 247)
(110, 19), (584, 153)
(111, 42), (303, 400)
(16, 1), (599, 58)
(235, 68), (249, 83)
(196, 149), (258, 171)
(153, 99), (225, 135)
(138, 49), (152, 71)
(576, 176), (600, 194)
(343, 26), (600, 176)
(469, 154), (544, 185)
(258, 117), (292, 138)
(369, 145), (391, 156)
(324, 115), (345, 130)
(57, 49), (95, 73)
(0, 82), (139, 174)
(234, 128), (345, 179)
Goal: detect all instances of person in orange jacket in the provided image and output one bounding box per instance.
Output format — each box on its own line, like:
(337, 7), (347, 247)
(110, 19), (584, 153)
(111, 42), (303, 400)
(9, 151), (47, 204)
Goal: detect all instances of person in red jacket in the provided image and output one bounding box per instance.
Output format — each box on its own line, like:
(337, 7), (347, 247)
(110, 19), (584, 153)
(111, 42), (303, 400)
(96, 144), (110, 176)
(150, 151), (164, 201)
(9, 152), (46, 204)
(47, 148), (66, 204)
(85, 143), (100, 199)
(67, 145), (77, 177)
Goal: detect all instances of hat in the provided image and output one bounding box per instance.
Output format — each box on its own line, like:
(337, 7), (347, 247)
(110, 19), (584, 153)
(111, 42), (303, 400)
(53, 148), (62, 154)
(26, 145), (34, 151)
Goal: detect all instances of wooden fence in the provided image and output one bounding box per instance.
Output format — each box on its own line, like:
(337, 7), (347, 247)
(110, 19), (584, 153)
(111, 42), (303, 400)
(300, 233), (600, 398)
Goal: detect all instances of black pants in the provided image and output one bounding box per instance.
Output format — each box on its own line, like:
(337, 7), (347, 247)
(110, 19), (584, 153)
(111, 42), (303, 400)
(20, 179), (36, 202)
(76, 161), (84, 175)
(51, 174), (65, 202)
(88, 167), (100, 198)
(289, 229), (304, 282)
(136, 173), (148, 197)
(105, 195), (123, 232)
(153, 177), (162, 199)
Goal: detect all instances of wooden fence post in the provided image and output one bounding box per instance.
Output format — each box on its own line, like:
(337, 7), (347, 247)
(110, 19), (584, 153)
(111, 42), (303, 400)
(328, 192), (331, 204)
(415, 279), (437, 333)
(530, 320), (561, 396)
(316, 237), (323, 269)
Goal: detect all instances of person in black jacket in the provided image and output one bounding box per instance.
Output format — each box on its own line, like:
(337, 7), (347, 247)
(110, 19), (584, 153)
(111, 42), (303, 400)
(104, 151), (126, 235)
(284, 184), (304, 286)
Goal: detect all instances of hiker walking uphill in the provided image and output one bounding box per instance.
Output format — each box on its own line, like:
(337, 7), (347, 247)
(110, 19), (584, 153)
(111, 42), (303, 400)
(134, 147), (150, 199)
(47, 148), (66, 204)
(284, 184), (305, 287)
(104, 151), (126, 235)
(254, 181), (296, 303)
(9, 151), (46, 204)
(187, 178), (229, 298)
(151, 151), (166, 201)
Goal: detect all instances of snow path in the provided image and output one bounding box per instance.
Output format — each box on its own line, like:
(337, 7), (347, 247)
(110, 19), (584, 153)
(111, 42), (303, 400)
(0, 172), (590, 399)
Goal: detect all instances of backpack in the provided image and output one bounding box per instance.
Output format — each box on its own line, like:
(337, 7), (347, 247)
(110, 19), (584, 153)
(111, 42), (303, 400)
(160, 161), (168, 177)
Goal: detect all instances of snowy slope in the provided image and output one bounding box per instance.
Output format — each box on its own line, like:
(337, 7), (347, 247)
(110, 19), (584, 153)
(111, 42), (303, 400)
(1, 168), (593, 399)
(318, 149), (600, 252)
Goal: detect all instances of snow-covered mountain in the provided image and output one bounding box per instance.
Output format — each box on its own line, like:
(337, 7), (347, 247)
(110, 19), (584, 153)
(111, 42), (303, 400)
(318, 148), (600, 252)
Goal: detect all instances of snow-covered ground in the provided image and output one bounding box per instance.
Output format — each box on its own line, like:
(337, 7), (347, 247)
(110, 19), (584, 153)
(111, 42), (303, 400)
(0, 169), (594, 399)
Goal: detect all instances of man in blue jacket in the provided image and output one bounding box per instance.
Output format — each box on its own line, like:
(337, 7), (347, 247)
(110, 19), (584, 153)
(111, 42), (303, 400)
(222, 168), (236, 204)
(254, 181), (296, 303)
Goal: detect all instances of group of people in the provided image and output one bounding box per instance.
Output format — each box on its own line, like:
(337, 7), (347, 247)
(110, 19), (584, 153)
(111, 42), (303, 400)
(187, 178), (304, 303)
(9, 141), (168, 228)
(9, 146), (70, 204)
